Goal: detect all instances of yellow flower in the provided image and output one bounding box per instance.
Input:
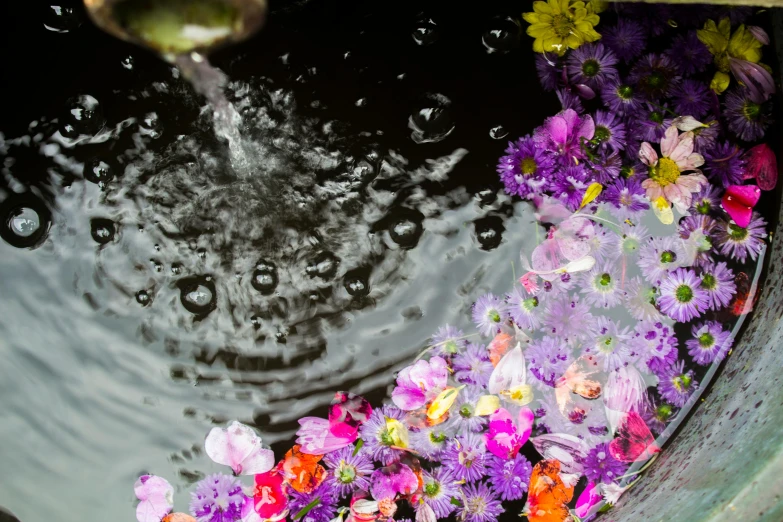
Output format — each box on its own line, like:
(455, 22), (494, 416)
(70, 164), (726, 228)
(697, 18), (765, 94)
(523, 0), (601, 56)
(426, 386), (461, 420)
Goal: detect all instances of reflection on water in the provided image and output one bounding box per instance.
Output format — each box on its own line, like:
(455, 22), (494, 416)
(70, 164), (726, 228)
(0, 0), (558, 519)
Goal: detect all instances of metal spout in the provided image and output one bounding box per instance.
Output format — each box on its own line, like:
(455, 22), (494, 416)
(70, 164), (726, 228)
(83, 0), (267, 58)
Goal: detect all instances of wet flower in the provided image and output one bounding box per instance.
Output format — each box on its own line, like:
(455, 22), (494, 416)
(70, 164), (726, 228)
(360, 405), (407, 464)
(679, 214), (717, 268)
(632, 105), (672, 143)
(704, 141), (746, 188)
(624, 276), (663, 322)
(632, 320), (677, 373)
(665, 31), (712, 76)
(640, 126), (708, 215)
(534, 108), (595, 166)
(628, 53), (681, 100)
(449, 385), (489, 433)
(671, 79), (711, 120)
(418, 468), (459, 519)
(453, 343), (494, 387)
(322, 446), (374, 499)
(592, 110), (626, 152)
(370, 462), (418, 501)
(580, 261), (622, 308)
(535, 54), (561, 91)
(442, 432), (489, 483)
(567, 43), (619, 89)
(658, 268), (709, 322)
(523, 0), (601, 56)
(584, 316), (634, 372)
(744, 143), (778, 191)
(603, 178), (649, 220)
(189, 474), (247, 522)
(691, 183), (722, 215)
(497, 136), (556, 199)
(601, 80), (642, 115)
(606, 223), (648, 260)
(584, 442), (627, 484)
(505, 286), (544, 330)
(409, 422), (454, 459)
(724, 87), (773, 142)
(638, 236), (685, 285)
(430, 324), (467, 358)
(697, 18), (768, 95)
(252, 471), (288, 520)
(543, 295), (594, 344)
(289, 484), (337, 522)
(714, 213), (767, 263)
(486, 453), (533, 501)
(601, 19), (646, 63)
(455, 481), (504, 522)
(485, 408), (534, 459)
(642, 394), (675, 434)
(551, 168), (589, 211)
(391, 356), (449, 411)
(525, 335), (572, 387)
(472, 293), (508, 337)
(557, 88), (585, 114)
(590, 150), (622, 184)
(699, 261), (737, 311)
(657, 360), (698, 407)
(686, 321), (733, 365)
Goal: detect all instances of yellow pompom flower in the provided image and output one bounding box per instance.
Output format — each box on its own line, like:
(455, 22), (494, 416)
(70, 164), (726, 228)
(697, 18), (765, 94)
(523, 0), (601, 56)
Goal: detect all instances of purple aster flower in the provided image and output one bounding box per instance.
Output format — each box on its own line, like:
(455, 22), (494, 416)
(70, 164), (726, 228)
(543, 295), (594, 344)
(442, 432), (488, 483)
(593, 110), (627, 152)
(602, 177), (649, 220)
(289, 483), (337, 522)
(472, 293), (508, 337)
(664, 31), (712, 75)
(679, 214), (718, 268)
(606, 223), (648, 261)
(623, 276), (664, 322)
(584, 316), (634, 372)
(671, 79), (711, 119)
(557, 88), (585, 114)
(453, 343), (493, 387)
(691, 183), (722, 215)
(704, 141), (746, 188)
(590, 150), (623, 184)
(586, 224), (614, 263)
(601, 19), (647, 63)
(534, 109), (595, 167)
(535, 53), (562, 91)
(360, 405), (406, 464)
(419, 467), (459, 519)
(584, 442), (627, 484)
(692, 119), (720, 153)
(686, 321), (734, 366)
(657, 360), (698, 408)
(724, 87), (773, 142)
(505, 286), (544, 330)
(431, 324), (467, 357)
(638, 236), (686, 285)
(641, 393), (675, 435)
(632, 319), (677, 373)
(580, 261), (622, 308)
(699, 261), (737, 311)
(628, 53), (681, 100)
(631, 104), (672, 143)
(189, 474), (248, 522)
(566, 43), (619, 90)
(409, 422), (455, 459)
(552, 168), (589, 211)
(322, 445), (374, 499)
(449, 385), (489, 433)
(601, 80), (643, 116)
(658, 268), (710, 322)
(486, 454), (532, 501)
(714, 213), (767, 263)
(525, 335), (572, 387)
(455, 482), (504, 522)
(497, 136), (556, 199)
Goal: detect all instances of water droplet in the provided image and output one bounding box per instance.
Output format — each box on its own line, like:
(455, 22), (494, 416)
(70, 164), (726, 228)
(387, 209), (424, 249)
(474, 216), (504, 250)
(83, 158), (113, 185)
(178, 276), (217, 317)
(355, 98), (368, 107)
(0, 196), (51, 249)
(136, 290), (151, 306)
(475, 186), (498, 206)
(121, 55), (134, 70)
(343, 267), (371, 297)
(251, 260), (278, 295)
(61, 95), (104, 138)
(90, 218), (116, 244)
(197, 248), (207, 260)
(482, 17), (521, 54)
(171, 263), (183, 275)
(9, 208), (40, 237)
(412, 18), (439, 46)
(141, 112), (162, 138)
(408, 94), (454, 144)
(151, 259), (164, 272)
(489, 125), (508, 139)
(306, 252), (340, 279)
(250, 315), (262, 329)
(43, 5), (82, 33)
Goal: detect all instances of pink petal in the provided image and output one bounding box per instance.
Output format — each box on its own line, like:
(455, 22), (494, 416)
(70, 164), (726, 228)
(516, 407), (535, 443)
(677, 173), (707, 192)
(663, 183), (685, 210)
(409, 357), (449, 390)
(297, 417), (356, 454)
(643, 182), (663, 202)
(205, 421), (269, 475)
(667, 131), (694, 164)
(488, 344), (526, 394)
(639, 142), (658, 166)
(577, 114), (595, 140)
(530, 433), (589, 475)
(660, 126), (679, 158)
(545, 116), (568, 145)
(729, 57), (775, 103)
(134, 475), (173, 522)
(391, 385), (427, 410)
(575, 482), (603, 518)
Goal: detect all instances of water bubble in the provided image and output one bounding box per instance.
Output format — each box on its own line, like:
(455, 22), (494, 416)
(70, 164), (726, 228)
(197, 248), (207, 260)
(306, 252), (340, 280)
(43, 5), (82, 33)
(136, 290), (151, 306)
(151, 260), (164, 272)
(250, 315), (262, 329)
(388, 209), (424, 249)
(0, 196), (51, 249)
(355, 98), (368, 107)
(474, 216), (505, 250)
(90, 218), (116, 244)
(489, 125), (508, 139)
(177, 276), (217, 318)
(83, 158), (113, 185)
(141, 112), (162, 138)
(121, 55), (134, 70)
(9, 208), (40, 237)
(171, 263), (183, 275)
(412, 18), (439, 46)
(343, 267), (371, 297)
(60, 95), (104, 138)
(408, 93), (455, 144)
(482, 17), (521, 54)
(475, 186), (498, 206)
(251, 260), (278, 295)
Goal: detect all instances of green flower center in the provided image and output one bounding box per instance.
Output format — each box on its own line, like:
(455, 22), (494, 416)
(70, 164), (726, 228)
(728, 223), (748, 241)
(701, 273), (716, 290)
(379, 429), (394, 446)
(675, 284), (694, 303)
(743, 101), (761, 121)
(620, 165), (635, 178)
(520, 157), (538, 176)
(656, 404), (673, 421)
(593, 126), (611, 143)
(430, 431), (447, 444)
(622, 236), (640, 254)
(460, 404), (473, 418)
(599, 273), (612, 287)
(651, 157), (680, 186)
(522, 296), (539, 312)
(424, 481), (440, 497)
(337, 463), (357, 484)
(488, 310), (501, 323)
(650, 111), (664, 124)
(660, 250), (677, 264)
(444, 340), (458, 354)
(698, 332), (715, 348)
(617, 85), (634, 100)
(552, 14), (575, 38)
(673, 373), (692, 391)
(695, 200), (711, 214)
(647, 71), (665, 89)
(582, 59), (600, 77)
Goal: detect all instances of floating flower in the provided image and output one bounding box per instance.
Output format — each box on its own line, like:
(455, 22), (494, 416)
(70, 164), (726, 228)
(623, 276), (663, 322)
(360, 406), (407, 464)
(442, 432), (489, 483)
(656, 360), (698, 407)
(526, 335), (573, 388)
(370, 462), (419, 501)
(135, 475), (174, 522)
(505, 287), (544, 331)
(522, 0), (601, 56)
(391, 356), (449, 411)
(297, 417), (358, 455)
(704, 141), (746, 188)
(575, 482), (603, 519)
(322, 446), (373, 499)
(409, 423), (454, 459)
(724, 87), (773, 142)
(632, 104), (672, 143)
(744, 143), (778, 191)
(601, 80), (642, 115)
(584, 316), (634, 372)
(455, 481), (505, 522)
(601, 19), (646, 63)
(686, 321), (734, 366)
(418, 468), (459, 519)
(430, 324), (467, 357)
(278, 445), (327, 494)
(566, 43), (619, 89)
(329, 392), (373, 439)
(543, 295), (594, 344)
(451, 385), (490, 433)
(631, 320), (677, 372)
(592, 110), (626, 152)
(602, 178), (649, 220)
(691, 183), (722, 215)
(485, 453), (533, 502)
(637, 236), (685, 285)
(699, 261), (737, 311)
(580, 261), (622, 308)
(453, 343), (494, 387)
(714, 212), (767, 262)
(535, 54), (561, 91)
(427, 386), (462, 420)
(671, 79), (711, 119)
(628, 53), (681, 100)
(665, 30), (712, 76)
(289, 484), (337, 522)
(189, 474), (248, 522)
(556, 87), (585, 114)
(658, 268), (709, 322)
(204, 421), (275, 477)
(583, 442), (627, 484)
(534, 108), (595, 166)
(497, 136), (556, 199)
(472, 294), (508, 337)
(485, 407), (535, 459)
(551, 168), (589, 211)
(679, 214), (717, 268)
(252, 471), (288, 520)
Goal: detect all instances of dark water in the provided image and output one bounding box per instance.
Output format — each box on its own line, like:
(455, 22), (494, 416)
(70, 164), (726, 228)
(0, 1), (559, 518)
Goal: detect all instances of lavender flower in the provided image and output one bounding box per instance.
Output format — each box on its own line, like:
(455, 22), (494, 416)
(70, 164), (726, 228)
(699, 261), (737, 311)
(449, 385), (489, 433)
(584, 316), (634, 372)
(322, 446), (374, 499)
(658, 268), (709, 323)
(603, 177), (650, 220)
(289, 484), (337, 522)
(601, 19), (647, 63)
(664, 31), (712, 75)
(642, 393), (675, 435)
(581, 261), (622, 308)
(557, 88), (585, 114)
(497, 136), (556, 199)
(601, 80), (643, 115)
(686, 321), (734, 366)
(584, 442), (627, 484)
(679, 214), (717, 268)
(691, 183), (722, 215)
(486, 454), (532, 501)
(442, 432), (488, 483)
(631, 104), (672, 143)
(606, 223), (648, 260)
(704, 141), (746, 188)
(632, 319), (677, 372)
(657, 360), (698, 408)
(591, 150), (623, 184)
(638, 236), (685, 285)
(505, 286), (544, 330)
(360, 405), (406, 464)
(525, 335), (572, 387)
(453, 343), (494, 387)
(692, 120), (720, 153)
(724, 87), (773, 141)
(431, 324), (467, 357)
(671, 79), (711, 119)
(472, 293), (508, 337)
(455, 482), (504, 522)
(714, 213), (767, 263)
(534, 109), (595, 167)
(409, 423), (454, 459)
(535, 53), (561, 91)
(593, 110), (627, 152)
(566, 43), (619, 89)
(543, 295), (594, 343)
(628, 53), (681, 100)
(189, 474), (248, 522)
(624, 276), (663, 322)
(552, 168), (589, 211)
(419, 468), (459, 519)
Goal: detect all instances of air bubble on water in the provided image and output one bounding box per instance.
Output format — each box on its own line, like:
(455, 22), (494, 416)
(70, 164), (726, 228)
(178, 276), (217, 317)
(121, 56), (134, 70)
(409, 94), (455, 144)
(489, 125), (508, 139)
(10, 208), (40, 238)
(43, 5), (82, 33)
(136, 290), (151, 306)
(251, 261), (278, 295)
(482, 17), (521, 54)
(1, 197), (51, 249)
(474, 216), (505, 251)
(412, 18), (439, 46)
(141, 112), (162, 138)
(83, 158), (113, 185)
(388, 210), (424, 249)
(355, 98), (368, 107)
(475, 187), (498, 206)
(61, 95), (104, 138)
(90, 218), (116, 244)
(343, 267), (371, 297)
(306, 252), (340, 279)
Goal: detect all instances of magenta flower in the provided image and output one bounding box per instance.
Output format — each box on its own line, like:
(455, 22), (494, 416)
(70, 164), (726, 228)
(296, 417), (357, 455)
(134, 475), (174, 522)
(534, 109), (595, 166)
(369, 462), (419, 501)
(329, 391), (373, 438)
(391, 356), (449, 410)
(204, 421), (275, 476)
(484, 407), (534, 460)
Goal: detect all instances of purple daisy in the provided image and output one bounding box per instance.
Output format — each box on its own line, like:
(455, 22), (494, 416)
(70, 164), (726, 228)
(631, 104), (673, 143)
(671, 79), (711, 119)
(289, 484), (337, 522)
(449, 385), (489, 433)
(699, 261), (737, 311)
(714, 213), (767, 263)
(724, 87), (773, 142)
(455, 481), (504, 522)
(601, 80), (643, 116)
(711, 5), (753, 25)
(360, 405), (406, 464)
(658, 268), (710, 322)
(601, 19), (647, 63)
(543, 295), (594, 344)
(657, 360), (698, 408)
(557, 88), (585, 114)
(419, 467), (459, 519)
(638, 236), (686, 285)
(535, 53), (561, 91)
(686, 321), (734, 366)
(322, 446), (374, 499)
(692, 119), (720, 153)
(584, 316), (634, 372)
(641, 394), (675, 435)
(628, 53), (681, 100)
(189, 474), (248, 522)
(552, 168), (589, 211)
(590, 150), (623, 184)
(430, 324), (467, 357)
(593, 110), (627, 152)
(505, 286), (544, 330)
(691, 183), (722, 215)
(525, 335), (572, 387)
(442, 432), (488, 483)
(584, 442), (627, 484)
(606, 223), (648, 261)
(581, 261), (622, 308)
(632, 319), (678, 373)
(704, 141), (746, 188)
(472, 293), (508, 337)
(664, 31), (712, 75)
(602, 177), (650, 220)
(566, 43), (619, 90)
(409, 422), (455, 459)
(679, 214), (718, 268)
(497, 136), (556, 199)
(586, 224), (614, 263)
(623, 276), (664, 322)
(486, 454), (532, 501)
(453, 343), (493, 387)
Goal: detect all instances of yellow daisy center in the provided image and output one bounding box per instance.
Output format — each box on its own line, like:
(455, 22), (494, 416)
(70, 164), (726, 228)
(520, 157), (538, 176)
(651, 157), (680, 186)
(552, 14), (575, 38)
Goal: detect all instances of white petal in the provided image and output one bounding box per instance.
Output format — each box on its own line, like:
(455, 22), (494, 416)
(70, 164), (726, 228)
(488, 344), (526, 394)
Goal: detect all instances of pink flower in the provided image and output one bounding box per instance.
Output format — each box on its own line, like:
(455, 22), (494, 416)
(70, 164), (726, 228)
(391, 356), (449, 410)
(485, 407), (534, 459)
(252, 471), (288, 520)
(575, 482), (603, 518)
(204, 421), (275, 476)
(744, 143), (778, 191)
(329, 391), (373, 438)
(134, 475), (174, 522)
(296, 417), (357, 455)
(640, 126), (708, 214)
(369, 462), (419, 501)
(537, 109), (595, 165)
